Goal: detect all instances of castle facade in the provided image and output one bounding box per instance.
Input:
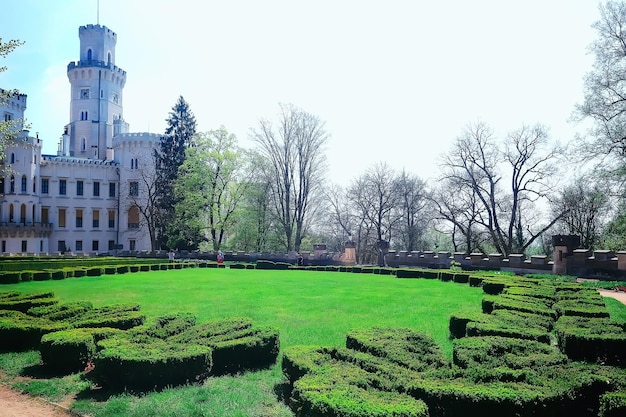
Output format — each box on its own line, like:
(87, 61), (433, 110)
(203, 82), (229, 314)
(0, 23), (159, 255)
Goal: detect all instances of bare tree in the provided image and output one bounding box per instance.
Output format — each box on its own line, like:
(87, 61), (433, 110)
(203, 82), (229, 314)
(551, 178), (610, 249)
(348, 162), (400, 263)
(251, 104), (328, 252)
(393, 170), (430, 252)
(441, 122), (562, 255)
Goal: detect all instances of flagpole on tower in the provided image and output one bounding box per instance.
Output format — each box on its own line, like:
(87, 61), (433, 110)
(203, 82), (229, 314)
(97, 0), (100, 24)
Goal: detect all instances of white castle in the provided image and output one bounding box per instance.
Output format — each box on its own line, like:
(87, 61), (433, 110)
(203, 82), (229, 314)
(0, 24), (160, 255)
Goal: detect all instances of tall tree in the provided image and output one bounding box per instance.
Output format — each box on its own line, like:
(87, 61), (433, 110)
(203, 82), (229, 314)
(441, 122), (562, 255)
(154, 96), (196, 248)
(171, 128), (252, 251)
(551, 178), (610, 249)
(393, 170), (430, 252)
(575, 1), (626, 176)
(251, 104), (328, 252)
(348, 162), (399, 263)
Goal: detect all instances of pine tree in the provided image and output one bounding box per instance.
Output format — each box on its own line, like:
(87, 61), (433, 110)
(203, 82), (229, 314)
(154, 96), (197, 249)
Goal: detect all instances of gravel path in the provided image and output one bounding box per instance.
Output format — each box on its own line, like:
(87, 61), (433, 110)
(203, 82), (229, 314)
(0, 382), (73, 417)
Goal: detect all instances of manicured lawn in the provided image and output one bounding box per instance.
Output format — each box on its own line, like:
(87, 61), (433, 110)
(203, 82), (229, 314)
(0, 269), (485, 416)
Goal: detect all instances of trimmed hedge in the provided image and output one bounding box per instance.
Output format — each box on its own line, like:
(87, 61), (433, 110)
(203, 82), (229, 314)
(255, 260), (290, 270)
(346, 327), (448, 372)
(0, 310), (67, 351)
(28, 301), (93, 321)
(554, 299), (609, 319)
(0, 291), (58, 313)
(0, 272), (20, 284)
(70, 304), (145, 330)
(599, 391), (626, 417)
(40, 328), (97, 373)
(92, 337), (213, 390)
(555, 316), (626, 365)
(291, 372), (429, 417)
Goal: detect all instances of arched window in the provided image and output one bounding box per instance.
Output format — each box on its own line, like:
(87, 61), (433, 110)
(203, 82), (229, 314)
(33, 176), (36, 193)
(10, 153), (14, 164)
(9, 204), (14, 223)
(135, 159), (139, 169)
(130, 159), (134, 169)
(87, 49), (92, 61)
(20, 204), (26, 224)
(128, 206), (140, 229)
(107, 52), (112, 65)
(21, 175), (26, 193)
(81, 137), (86, 151)
(9, 175), (15, 193)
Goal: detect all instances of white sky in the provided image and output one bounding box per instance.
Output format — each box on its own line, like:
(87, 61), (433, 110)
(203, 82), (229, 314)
(2, 0), (602, 185)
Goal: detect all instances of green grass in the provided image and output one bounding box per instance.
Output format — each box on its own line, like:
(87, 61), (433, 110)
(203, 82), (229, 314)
(0, 269), (482, 416)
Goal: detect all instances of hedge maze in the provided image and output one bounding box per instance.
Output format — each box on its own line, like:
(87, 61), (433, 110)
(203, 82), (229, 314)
(0, 291), (279, 391)
(2, 263), (626, 415)
(283, 274), (626, 417)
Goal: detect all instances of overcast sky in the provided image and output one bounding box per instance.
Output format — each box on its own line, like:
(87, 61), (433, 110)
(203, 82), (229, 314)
(2, 0), (602, 185)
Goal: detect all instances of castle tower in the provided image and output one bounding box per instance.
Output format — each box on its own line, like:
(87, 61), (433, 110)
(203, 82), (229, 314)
(65, 24), (127, 160)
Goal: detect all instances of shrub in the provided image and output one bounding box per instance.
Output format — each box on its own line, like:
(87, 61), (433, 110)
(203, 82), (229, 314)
(291, 372), (429, 417)
(449, 311), (488, 339)
(117, 265), (129, 274)
(345, 327), (448, 372)
(453, 273), (470, 284)
(74, 269), (87, 278)
(150, 264), (161, 271)
(28, 301), (93, 321)
(140, 265), (150, 272)
(469, 276), (484, 287)
(20, 271), (34, 282)
(40, 328), (97, 373)
(92, 337), (213, 390)
(70, 304), (145, 330)
(0, 311), (67, 351)
(104, 266), (117, 275)
(86, 267), (102, 277)
(230, 263), (246, 269)
(599, 391), (626, 417)
(33, 271), (52, 281)
(0, 272), (20, 284)
(0, 292), (58, 313)
(555, 316), (626, 365)
(395, 269), (422, 279)
(554, 299), (609, 319)
(130, 265), (141, 272)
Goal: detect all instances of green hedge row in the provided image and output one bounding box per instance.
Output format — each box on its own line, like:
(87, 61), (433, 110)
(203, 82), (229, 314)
(40, 327), (122, 373)
(600, 391), (626, 417)
(0, 310), (67, 351)
(0, 291), (58, 313)
(482, 295), (557, 318)
(555, 316), (626, 365)
(284, 327), (619, 417)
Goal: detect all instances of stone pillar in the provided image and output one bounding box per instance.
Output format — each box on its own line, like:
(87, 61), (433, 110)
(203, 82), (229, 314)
(313, 244), (326, 259)
(343, 241), (356, 265)
(552, 235), (581, 275)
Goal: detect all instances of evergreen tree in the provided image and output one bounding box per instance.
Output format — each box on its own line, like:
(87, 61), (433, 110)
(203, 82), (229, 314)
(154, 96), (197, 249)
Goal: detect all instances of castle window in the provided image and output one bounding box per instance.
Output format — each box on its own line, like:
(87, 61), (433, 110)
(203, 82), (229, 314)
(76, 240), (83, 252)
(128, 205), (140, 229)
(10, 176), (14, 193)
(33, 176), (36, 193)
(129, 181), (139, 197)
(41, 207), (49, 224)
(4, 112), (12, 122)
(77, 180), (84, 196)
(76, 209), (83, 228)
(21, 176), (26, 193)
(59, 179), (67, 195)
(108, 210), (115, 228)
(109, 182), (116, 198)
(9, 204), (14, 222)
(92, 209), (100, 228)
(93, 181), (100, 197)
(10, 153), (14, 164)
(41, 178), (49, 194)
(58, 208), (66, 227)
(87, 49), (92, 61)
(21, 241), (27, 252)
(0, 178), (4, 194)
(81, 137), (86, 150)
(80, 88), (89, 99)
(92, 240), (99, 251)
(20, 204), (26, 224)
(58, 240), (66, 252)
(107, 52), (111, 65)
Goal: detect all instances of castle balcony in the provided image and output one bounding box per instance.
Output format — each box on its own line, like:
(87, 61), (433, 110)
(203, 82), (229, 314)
(0, 222), (53, 238)
(67, 60), (126, 76)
